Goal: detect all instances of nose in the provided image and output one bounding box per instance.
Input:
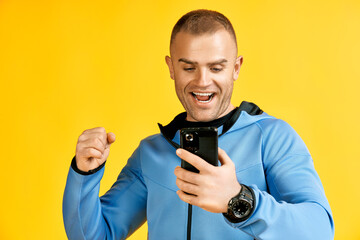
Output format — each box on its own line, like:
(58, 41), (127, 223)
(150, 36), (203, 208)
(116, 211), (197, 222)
(195, 68), (211, 87)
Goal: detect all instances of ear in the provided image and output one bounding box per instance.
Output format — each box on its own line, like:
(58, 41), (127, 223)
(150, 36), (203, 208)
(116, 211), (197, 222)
(232, 56), (243, 81)
(165, 56), (175, 80)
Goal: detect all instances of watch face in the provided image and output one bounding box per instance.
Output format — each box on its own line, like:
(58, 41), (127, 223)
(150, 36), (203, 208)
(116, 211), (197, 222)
(233, 200), (251, 218)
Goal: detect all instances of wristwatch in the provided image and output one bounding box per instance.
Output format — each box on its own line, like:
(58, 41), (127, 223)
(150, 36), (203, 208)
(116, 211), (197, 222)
(223, 184), (255, 223)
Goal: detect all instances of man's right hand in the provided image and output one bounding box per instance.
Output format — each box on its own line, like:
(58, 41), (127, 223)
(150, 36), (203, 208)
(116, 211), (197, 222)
(75, 127), (116, 172)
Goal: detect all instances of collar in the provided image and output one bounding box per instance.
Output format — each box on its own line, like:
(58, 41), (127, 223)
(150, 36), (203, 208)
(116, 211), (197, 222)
(158, 101), (263, 149)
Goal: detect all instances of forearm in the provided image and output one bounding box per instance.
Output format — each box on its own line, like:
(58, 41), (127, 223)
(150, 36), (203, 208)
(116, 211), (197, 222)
(63, 149), (148, 240)
(226, 185), (334, 240)
(63, 164), (107, 240)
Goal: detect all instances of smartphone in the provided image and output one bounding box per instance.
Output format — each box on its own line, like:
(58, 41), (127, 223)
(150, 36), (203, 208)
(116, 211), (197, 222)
(180, 127), (218, 173)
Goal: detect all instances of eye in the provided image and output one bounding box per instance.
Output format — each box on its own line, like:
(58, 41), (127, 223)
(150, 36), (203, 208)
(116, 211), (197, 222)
(211, 67), (223, 72)
(184, 67), (195, 72)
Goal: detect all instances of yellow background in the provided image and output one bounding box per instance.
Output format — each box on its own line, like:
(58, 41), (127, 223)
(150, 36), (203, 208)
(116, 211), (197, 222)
(0, 0), (359, 239)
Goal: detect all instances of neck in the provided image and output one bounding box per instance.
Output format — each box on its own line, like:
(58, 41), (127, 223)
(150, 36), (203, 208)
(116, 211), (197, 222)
(221, 104), (236, 118)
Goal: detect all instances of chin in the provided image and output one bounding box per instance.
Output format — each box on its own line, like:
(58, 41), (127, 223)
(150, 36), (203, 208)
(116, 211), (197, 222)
(187, 111), (217, 122)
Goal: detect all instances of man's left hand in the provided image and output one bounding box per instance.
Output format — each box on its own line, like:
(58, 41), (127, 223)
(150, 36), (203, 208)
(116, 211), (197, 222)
(174, 147), (241, 213)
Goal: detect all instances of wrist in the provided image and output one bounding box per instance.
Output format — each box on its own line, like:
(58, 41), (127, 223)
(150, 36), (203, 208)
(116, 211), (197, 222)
(222, 183), (242, 213)
(71, 156), (106, 175)
(223, 184), (255, 223)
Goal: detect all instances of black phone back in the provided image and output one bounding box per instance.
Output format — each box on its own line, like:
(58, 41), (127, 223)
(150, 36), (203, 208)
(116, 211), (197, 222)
(180, 127), (218, 173)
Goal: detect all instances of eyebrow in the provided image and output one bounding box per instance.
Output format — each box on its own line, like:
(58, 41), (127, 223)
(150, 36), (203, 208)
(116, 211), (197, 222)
(178, 58), (228, 65)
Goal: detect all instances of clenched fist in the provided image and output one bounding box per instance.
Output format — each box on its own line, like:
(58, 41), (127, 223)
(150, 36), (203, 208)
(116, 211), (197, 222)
(75, 127), (116, 172)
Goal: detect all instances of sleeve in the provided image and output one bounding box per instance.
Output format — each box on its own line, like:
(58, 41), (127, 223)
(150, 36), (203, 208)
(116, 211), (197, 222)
(62, 145), (147, 240)
(225, 119), (334, 240)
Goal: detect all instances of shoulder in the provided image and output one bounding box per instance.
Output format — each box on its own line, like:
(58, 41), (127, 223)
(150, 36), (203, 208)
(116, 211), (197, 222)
(255, 115), (296, 136)
(230, 111), (293, 135)
(139, 133), (166, 146)
(255, 113), (311, 158)
(136, 133), (174, 153)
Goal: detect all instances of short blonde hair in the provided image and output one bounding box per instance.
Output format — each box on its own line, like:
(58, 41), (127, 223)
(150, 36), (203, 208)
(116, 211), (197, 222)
(170, 9), (237, 49)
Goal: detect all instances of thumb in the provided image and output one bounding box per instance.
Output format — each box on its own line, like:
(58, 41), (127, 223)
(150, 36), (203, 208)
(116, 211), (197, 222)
(218, 147), (232, 166)
(107, 132), (116, 145)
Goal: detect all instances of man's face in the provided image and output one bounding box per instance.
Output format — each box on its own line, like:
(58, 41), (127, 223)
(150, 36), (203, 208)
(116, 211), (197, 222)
(166, 29), (242, 122)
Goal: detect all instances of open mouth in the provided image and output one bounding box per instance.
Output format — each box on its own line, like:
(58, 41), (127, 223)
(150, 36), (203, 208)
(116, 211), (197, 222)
(191, 92), (215, 103)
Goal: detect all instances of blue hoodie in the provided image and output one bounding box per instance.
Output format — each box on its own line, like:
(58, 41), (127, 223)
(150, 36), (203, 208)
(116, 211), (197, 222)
(63, 103), (334, 240)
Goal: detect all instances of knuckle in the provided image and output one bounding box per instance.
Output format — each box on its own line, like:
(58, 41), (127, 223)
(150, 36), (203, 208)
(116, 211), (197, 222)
(96, 127), (106, 133)
(82, 128), (92, 135)
(76, 142), (85, 153)
(176, 179), (182, 188)
(78, 134), (86, 142)
(176, 169), (184, 179)
(179, 180), (187, 190)
(93, 138), (104, 149)
(79, 128), (95, 140)
(187, 173), (196, 183)
(98, 133), (107, 143)
(187, 184), (196, 193)
(179, 170), (187, 178)
(186, 172), (196, 183)
(91, 137), (98, 145)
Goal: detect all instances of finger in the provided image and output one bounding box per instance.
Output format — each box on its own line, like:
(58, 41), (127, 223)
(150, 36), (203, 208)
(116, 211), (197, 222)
(88, 127), (106, 133)
(174, 166), (200, 185)
(83, 147), (103, 159)
(91, 133), (108, 148)
(176, 190), (199, 205)
(218, 148), (232, 166)
(107, 132), (116, 145)
(176, 178), (199, 195)
(80, 137), (105, 153)
(80, 127), (106, 138)
(79, 132), (108, 147)
(176, 149), (212, 173)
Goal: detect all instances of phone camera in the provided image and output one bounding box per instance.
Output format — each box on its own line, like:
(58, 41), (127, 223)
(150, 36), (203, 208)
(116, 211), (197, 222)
(185, 133), (193, 142)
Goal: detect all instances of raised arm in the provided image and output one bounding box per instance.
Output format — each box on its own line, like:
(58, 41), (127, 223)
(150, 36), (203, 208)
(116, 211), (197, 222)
(63, 128), (147, 239)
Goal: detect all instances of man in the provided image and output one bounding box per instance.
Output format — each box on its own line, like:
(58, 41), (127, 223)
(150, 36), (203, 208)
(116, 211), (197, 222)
(63, 9), (334, 239)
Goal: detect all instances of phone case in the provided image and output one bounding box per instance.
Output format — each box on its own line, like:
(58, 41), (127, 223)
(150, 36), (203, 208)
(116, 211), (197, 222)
(180, 127), (218, 173)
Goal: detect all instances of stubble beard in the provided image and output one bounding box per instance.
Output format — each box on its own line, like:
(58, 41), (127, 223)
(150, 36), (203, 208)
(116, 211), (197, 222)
(180, 89), (234, 122)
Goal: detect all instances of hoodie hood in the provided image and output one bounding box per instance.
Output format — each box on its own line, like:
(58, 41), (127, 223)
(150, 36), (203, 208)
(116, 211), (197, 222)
(158, 101), (272, 149)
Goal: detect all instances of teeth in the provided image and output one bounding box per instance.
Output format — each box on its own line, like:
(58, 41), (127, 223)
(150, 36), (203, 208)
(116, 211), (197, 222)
(192, 92), (214, 103)
(192, 92), (213, 96)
